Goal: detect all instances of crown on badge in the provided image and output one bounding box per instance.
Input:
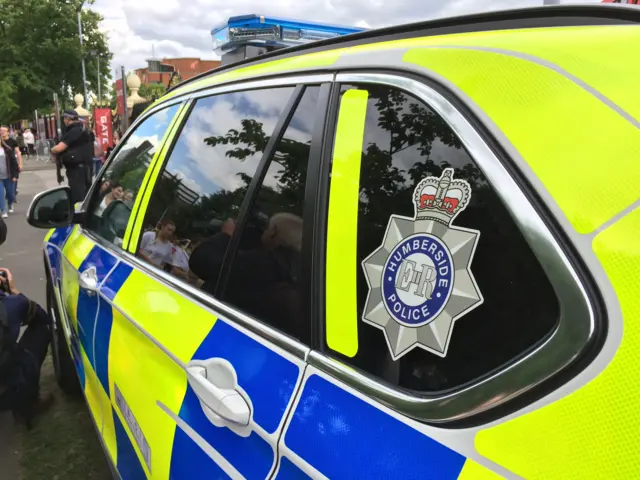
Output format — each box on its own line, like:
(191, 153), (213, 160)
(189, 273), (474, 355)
(413, 168), (471, 224)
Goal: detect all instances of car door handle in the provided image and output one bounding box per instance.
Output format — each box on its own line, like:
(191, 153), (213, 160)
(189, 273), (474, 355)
(78, 267), (98, 295)
(186, 358), (251, 427)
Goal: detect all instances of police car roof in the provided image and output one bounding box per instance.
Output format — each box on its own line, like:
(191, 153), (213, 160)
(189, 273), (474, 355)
(169, 3), (639, 95)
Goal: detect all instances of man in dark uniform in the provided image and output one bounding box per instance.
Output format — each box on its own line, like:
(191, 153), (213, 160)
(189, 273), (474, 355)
(51, 110), (93, 203)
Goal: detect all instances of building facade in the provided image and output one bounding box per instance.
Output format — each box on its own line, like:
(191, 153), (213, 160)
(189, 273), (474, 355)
(135, 57), (221, 86)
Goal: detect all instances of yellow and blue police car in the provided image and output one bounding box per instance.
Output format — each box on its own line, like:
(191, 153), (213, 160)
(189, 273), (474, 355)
(28, 3), (640, 479)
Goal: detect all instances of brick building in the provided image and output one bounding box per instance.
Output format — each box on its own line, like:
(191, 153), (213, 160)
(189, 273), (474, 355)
(135, 57), (221, 86)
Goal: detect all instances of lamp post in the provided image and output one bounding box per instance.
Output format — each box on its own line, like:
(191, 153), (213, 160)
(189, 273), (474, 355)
(77, 6), (89, 111)
(89, 49), (101, 103)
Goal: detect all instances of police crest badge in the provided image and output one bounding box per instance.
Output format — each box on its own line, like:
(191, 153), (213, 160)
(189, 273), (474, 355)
(362, 168), (483, 359)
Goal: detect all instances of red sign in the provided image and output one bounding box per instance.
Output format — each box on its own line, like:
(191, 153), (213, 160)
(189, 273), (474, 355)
(94, 108), (113, 149)
(116, 79), (125, 116)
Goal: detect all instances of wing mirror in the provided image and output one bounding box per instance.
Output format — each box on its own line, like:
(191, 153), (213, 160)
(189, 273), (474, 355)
(27, 186), (78, 229)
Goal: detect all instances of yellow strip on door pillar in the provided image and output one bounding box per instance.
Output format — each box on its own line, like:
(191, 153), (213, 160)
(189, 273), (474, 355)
(325, 89), (369, 358)
(125, 101), (190, 253)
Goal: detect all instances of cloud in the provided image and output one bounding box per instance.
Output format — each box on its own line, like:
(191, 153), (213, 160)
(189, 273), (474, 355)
(91, 0), (600, 78)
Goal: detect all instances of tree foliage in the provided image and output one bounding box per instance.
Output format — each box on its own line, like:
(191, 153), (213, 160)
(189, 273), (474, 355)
(0, 0), (111, 121)
(138, 83), (167, 101)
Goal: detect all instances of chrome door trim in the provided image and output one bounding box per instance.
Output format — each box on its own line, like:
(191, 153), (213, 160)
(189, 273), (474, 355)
(183, 73), (334, 102)
(308, 72), (596, 423)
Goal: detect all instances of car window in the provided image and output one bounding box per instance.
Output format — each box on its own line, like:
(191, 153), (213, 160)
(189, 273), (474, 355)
(326, 84), (560, 393)
(220, 86), (320, 341)
(136, 87), (296, 293)
(84, 104), (180, 246)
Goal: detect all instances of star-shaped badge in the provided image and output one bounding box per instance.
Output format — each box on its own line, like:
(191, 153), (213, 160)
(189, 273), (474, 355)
(361, 169), (483, 359)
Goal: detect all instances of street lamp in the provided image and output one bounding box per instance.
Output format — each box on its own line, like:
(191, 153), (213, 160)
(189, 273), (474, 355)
(89, 49), (101, 104)
(77, 2), (89, 110)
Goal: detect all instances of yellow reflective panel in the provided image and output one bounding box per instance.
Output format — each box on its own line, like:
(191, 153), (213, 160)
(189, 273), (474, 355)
(109, 269), (217, 478)
(63, 228), (95, 270)
(343, 25), (640, 122)
(82, 349), (103, 427)
(458, 460), (504, 480)
(401, 25), (640, 124)
(109, 307), (187, 479)
(61, 259), (80, 332)
(44, 228), (54, 242)
(326, 89), (369, 358)
(114, 269), (216, 360)
(127, 102), (190, 254)
(403, 47), (640, 234)
(475, 206), (640, 479)
(100, 378), (118, 468)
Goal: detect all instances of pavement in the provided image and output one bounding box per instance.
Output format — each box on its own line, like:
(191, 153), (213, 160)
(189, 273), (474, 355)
(0, 166), (60, 480)
(21, 156), (58, 173)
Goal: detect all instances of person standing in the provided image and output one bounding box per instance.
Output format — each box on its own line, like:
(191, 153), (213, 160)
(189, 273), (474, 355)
(0, 126), (22, 204)
(16, 130), (26, 156)
(23, 128), (35, 157)
(51, 111), (93, 204)
(0, 137), (19, 218)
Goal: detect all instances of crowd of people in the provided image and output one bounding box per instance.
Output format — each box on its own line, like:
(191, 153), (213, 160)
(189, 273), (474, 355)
(0, 113), (118, 429)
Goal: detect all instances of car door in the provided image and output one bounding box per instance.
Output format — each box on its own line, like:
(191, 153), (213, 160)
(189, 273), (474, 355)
(56, 101), (184, 466)
(274, 74), (593, 478)
(93, 77), (330, 479)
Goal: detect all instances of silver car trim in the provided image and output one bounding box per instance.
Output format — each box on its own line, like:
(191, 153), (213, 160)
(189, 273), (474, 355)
(184, 73), (334, 102)
(306, 72), (596, 423)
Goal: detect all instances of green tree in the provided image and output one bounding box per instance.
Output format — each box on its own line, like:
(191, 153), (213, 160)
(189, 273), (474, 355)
(0, 0), (111, 121)
(138, 83), (167, 101)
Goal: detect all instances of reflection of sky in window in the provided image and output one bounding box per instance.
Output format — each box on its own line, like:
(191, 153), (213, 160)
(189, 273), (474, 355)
(164, 88), (295, 197)
(117, 104), (179, 157)
(362, 95), (471, 185)
(263, 87), (319, 187)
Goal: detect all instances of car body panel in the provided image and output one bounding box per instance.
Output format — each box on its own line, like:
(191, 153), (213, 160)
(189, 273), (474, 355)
(475, 208), (640, 479)
(40, 9), (640, 479)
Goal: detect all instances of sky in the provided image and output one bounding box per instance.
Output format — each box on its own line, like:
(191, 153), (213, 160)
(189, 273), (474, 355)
(91, 0), (600, 76)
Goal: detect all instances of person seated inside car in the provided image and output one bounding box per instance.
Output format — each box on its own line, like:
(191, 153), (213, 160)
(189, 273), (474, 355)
(95, 182), (123, 217)
(189, 212), (303, 338)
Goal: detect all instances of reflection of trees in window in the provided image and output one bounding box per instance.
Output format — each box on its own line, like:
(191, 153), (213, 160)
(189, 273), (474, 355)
(109, 140), (154, 192)
(202, 93), (315, 218)
(146, 88), (318, 241)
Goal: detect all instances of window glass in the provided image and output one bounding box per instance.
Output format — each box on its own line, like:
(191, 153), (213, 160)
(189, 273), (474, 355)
(220, 86), (320, 341)
(328, 85), (560, 392)
(137, 87), (295, 293)
(85, 104), (180, 246)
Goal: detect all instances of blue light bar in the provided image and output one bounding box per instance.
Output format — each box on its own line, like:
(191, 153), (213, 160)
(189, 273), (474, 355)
(211, 14), (365, 56)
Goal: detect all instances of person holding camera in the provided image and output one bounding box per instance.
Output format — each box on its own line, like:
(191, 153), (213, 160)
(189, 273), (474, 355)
(51, 110), (93, 204)
(0, 219), (54, 428)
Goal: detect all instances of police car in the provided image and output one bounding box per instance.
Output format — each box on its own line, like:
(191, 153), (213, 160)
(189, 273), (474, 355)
(27, 4), (640, 479)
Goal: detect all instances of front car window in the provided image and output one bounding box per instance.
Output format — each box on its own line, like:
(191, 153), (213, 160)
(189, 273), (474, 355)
(84, 104), (180, 246)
